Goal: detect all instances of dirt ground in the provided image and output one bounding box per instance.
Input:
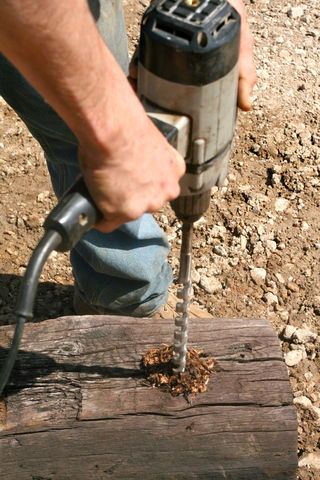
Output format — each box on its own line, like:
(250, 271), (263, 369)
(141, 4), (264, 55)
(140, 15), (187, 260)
(0, 0), (319, 478)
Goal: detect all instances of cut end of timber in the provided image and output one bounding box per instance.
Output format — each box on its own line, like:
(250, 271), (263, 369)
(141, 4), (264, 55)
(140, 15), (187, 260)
(141, 345), (216, 397)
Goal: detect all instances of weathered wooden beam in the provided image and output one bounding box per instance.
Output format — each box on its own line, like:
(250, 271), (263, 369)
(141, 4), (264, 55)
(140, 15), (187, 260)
(0, 316), (297, 479)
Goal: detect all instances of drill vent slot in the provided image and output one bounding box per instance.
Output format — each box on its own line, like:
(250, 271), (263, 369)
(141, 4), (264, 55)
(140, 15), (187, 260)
(212, 13), (235, 36)
(154, 19), (193, 43)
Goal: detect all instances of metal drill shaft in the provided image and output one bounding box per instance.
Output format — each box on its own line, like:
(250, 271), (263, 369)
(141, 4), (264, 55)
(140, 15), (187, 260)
(173, 222), (194, 373)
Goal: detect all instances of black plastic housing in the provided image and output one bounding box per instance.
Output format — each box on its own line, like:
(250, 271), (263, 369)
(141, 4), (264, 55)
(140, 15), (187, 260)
(139, 0), (240, 85)
(44, 177), (102, 252)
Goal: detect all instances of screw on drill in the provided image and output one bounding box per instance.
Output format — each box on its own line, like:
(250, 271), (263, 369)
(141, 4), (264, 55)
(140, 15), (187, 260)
(173, 222), (194, 373)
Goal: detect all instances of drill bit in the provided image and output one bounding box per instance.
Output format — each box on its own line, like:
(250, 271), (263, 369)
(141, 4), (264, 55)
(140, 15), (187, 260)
(173, 222), (194, 373)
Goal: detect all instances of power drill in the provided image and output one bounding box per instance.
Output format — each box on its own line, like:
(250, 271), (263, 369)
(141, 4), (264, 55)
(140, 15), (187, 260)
(138, 0), (240, 371)
(0, 0), (240, 395)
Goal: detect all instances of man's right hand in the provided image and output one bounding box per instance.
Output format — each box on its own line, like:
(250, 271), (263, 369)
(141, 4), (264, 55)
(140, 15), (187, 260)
(79, 109), (185, 233)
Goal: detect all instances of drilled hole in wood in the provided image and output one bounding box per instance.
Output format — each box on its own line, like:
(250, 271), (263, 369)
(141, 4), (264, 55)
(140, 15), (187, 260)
(141, 345), (216, 398)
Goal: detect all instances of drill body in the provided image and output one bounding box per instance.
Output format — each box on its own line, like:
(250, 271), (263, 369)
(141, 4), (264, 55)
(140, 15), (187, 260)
(138, 0), (240, 222)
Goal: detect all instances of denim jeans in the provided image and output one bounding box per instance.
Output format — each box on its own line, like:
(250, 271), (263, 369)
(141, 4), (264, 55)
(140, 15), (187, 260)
(0, 0), (172, 316)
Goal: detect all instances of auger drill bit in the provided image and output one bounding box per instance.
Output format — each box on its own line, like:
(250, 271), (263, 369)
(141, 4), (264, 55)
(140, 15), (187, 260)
(173, 222), (194, 373)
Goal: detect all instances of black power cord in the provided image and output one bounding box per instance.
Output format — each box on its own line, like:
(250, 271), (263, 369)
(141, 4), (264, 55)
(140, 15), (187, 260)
(0, 177), (101, 397)
(0, 230), (62, 396)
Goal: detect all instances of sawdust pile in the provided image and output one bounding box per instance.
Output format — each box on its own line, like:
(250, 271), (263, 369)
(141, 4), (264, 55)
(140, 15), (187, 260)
(141, 345), (216, 397)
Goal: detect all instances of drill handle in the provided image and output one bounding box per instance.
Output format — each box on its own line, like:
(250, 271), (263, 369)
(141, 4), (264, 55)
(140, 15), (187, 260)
(44, 177), (102, 252)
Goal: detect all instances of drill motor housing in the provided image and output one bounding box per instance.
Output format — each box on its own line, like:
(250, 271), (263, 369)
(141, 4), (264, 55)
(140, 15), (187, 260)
(138, 0), (240, 221)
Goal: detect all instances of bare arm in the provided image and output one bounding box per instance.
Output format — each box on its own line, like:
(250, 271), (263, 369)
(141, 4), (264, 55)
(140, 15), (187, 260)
(0, 0), (185, 231)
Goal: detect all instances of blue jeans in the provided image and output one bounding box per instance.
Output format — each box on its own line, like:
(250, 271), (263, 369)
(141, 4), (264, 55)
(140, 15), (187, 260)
(0, 0), (172, 316)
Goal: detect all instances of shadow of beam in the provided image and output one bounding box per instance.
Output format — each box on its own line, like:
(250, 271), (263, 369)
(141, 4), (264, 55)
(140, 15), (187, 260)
(0, 346), (143, 398)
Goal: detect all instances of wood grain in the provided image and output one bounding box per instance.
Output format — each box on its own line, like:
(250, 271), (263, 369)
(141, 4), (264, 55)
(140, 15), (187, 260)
(0, 316), (297, 479)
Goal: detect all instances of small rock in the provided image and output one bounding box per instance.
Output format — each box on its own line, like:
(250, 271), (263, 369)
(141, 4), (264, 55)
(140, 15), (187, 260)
(194, 216), (207, 227)
(229, 257), (239, 267)
(191, 268), (201, 284)
(274, 198), (290, 212)
(298, 451), (320, 469)
(159, 214), (169, 225)
(279, 310), (289, 321)
(250, 267), (267, 285)
(283, 325), (297, 340)
(37, 190), (50, 203)
(287, 6), (304, 19)
(240, 235), (247, 250)
(301, 221), (310, 231)
(275, 273), (285, 284)
(265, 240), (277, 252)
(293, 327), (317, 344)
(264, 292), (278, 305)
(293, 395), (313, 409)
(294, 397), (320, 420)
(213, 245), (227, 257)
(304, 372), (313, 381)
(200, 276), (223, 295)
(287, 282), (299, 293)
(285, 350), (304, 367)
(210, 225), (227, 238)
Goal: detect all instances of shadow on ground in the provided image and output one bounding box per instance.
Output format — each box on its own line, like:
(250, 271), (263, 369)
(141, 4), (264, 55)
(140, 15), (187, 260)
(0, 273), (74, 327)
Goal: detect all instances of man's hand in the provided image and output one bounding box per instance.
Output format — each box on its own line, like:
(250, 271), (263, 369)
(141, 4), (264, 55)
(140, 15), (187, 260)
(228, 0), (257, 111)
(129, 0), (257, 111)
(79, 110), (185, 233)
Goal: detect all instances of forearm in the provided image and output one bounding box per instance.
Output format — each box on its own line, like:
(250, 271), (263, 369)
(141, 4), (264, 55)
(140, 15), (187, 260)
(0, 0), (145, 154)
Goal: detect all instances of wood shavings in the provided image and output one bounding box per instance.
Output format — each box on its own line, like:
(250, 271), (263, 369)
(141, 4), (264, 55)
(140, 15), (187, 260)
(141, 345), (216, 397)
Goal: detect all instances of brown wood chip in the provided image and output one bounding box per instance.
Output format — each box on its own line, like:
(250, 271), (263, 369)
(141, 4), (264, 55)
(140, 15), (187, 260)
(141, 345), (216, 397)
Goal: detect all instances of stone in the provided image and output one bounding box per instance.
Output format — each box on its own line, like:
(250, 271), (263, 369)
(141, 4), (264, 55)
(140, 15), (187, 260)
(293, 327), (318, 344)
(293, 395), (313, 410)
(294, 396), (320, 421)
(283, 325), (297, 341)
(301, 221), (310, 231)
(287, 6), (305, 19)
(265, 240), (277, 252)
(275, 273), (286, 284)
(37, 191), (50, 203)
(285, 350), (304, 367)
(287, 281), (299, 293)
(240, 235), (247, 251)
(298, 451), (320, 469)
(274, 198), (290, 212)
(210, 225), (227, 238)
(200, 276), (223, 295)
(213, 245), (227, 257)
(191, 268), (201, 284)
(279, 310), (289, 321)
(264, 292), (278, 305)
(250, 267), (267, 285)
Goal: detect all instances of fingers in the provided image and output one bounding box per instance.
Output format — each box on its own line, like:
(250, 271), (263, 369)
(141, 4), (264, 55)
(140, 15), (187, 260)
(83, 145), (185, 234)
(128, 47), (138, 91)
(237, 26), (257, 111)
(172, 148), (186, 179)
(238, 77), (254, 112)
(228, 0), (257, 111)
